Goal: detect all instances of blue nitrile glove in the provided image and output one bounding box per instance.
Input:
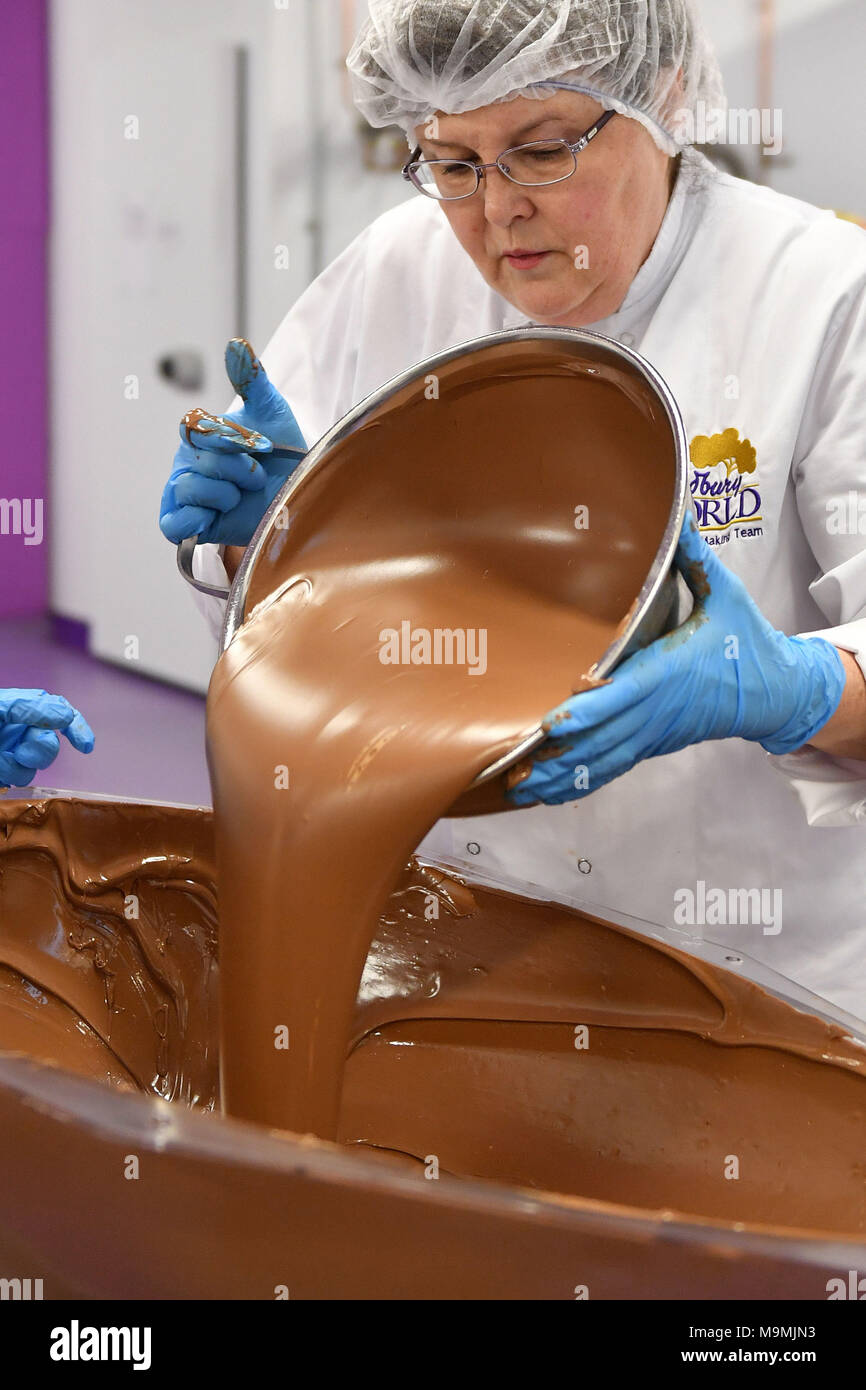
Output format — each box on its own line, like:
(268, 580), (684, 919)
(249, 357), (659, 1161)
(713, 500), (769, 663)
(0, 689), (95, 788)
(508, 511), (847, 808)
(159, 338), (307, 546)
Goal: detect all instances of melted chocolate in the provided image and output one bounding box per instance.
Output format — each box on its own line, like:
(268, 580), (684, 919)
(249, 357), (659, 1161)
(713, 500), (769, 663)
(2, 796), (866, 1297)
(0, 798), (218, 1104)
(208, 339), (675, 1137)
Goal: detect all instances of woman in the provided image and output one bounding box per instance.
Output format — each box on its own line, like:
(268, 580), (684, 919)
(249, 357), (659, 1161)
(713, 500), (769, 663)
(160, 1), (866, 1016)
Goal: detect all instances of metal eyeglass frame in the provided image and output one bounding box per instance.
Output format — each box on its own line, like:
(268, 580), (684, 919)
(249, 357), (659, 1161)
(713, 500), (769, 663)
(401, 109), (616, 200)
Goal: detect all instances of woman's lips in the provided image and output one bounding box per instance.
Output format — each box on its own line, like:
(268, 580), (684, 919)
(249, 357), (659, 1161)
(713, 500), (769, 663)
(503, 250), (550, 270)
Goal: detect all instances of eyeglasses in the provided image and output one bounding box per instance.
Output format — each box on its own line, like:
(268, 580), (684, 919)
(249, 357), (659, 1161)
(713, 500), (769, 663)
(402, 110), (615, 201)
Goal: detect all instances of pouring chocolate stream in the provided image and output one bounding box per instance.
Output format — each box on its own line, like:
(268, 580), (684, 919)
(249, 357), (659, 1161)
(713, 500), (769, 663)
(208, 337), (675, 1137)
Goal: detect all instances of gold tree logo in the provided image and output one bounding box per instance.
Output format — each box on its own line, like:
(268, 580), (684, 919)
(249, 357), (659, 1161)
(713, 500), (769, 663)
(690, 427), (757, 478)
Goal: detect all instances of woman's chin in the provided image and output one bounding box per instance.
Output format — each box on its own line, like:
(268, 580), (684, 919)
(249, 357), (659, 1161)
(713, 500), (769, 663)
(499, 278), (594, 327)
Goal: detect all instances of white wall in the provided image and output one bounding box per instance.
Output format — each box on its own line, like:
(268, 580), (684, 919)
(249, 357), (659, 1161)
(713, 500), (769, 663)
(700, 0), (845, 59)
(705, 0), (866, 212)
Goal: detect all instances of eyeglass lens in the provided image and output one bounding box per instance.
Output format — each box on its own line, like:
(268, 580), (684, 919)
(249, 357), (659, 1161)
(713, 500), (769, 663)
(412, 141), (578, 200)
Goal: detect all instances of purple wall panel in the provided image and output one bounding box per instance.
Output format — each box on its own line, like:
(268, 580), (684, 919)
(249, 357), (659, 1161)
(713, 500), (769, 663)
(0, 0), (48, 616)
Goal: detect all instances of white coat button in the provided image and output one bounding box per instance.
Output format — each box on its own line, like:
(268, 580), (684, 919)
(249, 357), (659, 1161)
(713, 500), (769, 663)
(620, 331), (635, 346)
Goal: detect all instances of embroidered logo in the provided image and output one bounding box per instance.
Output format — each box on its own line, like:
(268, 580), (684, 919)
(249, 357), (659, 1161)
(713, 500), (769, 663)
(689, 428), (763, 544)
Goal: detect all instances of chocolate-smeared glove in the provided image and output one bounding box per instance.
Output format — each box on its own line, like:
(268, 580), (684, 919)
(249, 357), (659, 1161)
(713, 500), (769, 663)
(508, 511), (846, 808)
(0, 689), (95, 788)
(159, 338), (307, 546)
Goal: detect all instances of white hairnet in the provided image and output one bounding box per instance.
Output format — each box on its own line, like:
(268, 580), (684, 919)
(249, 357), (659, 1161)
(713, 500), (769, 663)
(347, 0), (725, 156)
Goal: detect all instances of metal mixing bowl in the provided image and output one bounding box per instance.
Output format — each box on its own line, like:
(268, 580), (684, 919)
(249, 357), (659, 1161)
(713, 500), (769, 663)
(179, 326), (689, 788)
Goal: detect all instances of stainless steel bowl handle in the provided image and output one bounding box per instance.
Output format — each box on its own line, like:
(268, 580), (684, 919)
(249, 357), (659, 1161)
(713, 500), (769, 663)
(176, 537), (232, 600)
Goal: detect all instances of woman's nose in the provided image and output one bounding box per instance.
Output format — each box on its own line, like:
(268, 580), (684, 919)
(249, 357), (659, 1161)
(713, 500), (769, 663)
(479, 167), (536, 226)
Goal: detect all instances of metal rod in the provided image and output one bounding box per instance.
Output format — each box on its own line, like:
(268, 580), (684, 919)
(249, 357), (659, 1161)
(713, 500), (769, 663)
(305, 0), (325, 279)
(233, 44), (250, 336)
(758, 0), (775, 183)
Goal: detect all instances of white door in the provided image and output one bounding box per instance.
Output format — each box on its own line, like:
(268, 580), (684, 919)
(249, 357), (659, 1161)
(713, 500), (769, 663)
(50, 0), (283, 691)
(50, 0), (417, 692)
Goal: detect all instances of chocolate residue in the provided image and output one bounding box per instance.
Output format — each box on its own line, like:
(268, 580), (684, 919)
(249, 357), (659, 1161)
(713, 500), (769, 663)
(683, 554), (711, 601)
(0, 798), (218, 1105)
(182, 406), (268, 457)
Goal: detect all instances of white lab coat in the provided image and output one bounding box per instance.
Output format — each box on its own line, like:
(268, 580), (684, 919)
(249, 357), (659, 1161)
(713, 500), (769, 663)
(192, 148), (866, 1019)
